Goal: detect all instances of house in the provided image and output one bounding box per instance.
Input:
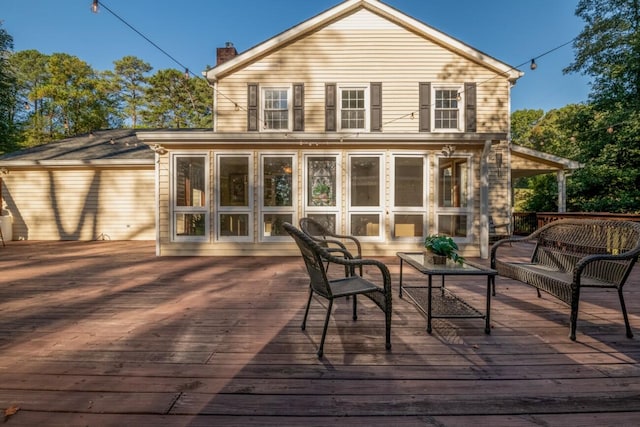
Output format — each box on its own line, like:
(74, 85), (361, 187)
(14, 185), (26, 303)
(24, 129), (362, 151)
(138, 0), (523, 257)
(0, 0), (580, 257)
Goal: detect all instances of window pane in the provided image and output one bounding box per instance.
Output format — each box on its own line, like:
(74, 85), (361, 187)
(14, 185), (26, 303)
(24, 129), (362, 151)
(351, 214), (380, 237)
(264, 89), (288, 130)
(435, 89), (459, 129)
(308, 157), (336, 207)
(219, 214), (249, 237)
(341, 89), (365, 129)
(438, 158), (468, 208)
(176, 157), (205, 207)
(175, 213), (205, 236)
(263, 157), (293, 207)
(307, 214), (336, 233)
(394, 157), (423, 207)
(351, 157), (380, 207)
(220, 157), (249, 207)
(263, 214), (293, 237)
(438, 214), (467, 237)
(394, 214), (424, 237)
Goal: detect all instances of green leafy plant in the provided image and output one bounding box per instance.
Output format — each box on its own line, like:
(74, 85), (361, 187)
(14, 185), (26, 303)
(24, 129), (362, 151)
(424, 234), (464, 264)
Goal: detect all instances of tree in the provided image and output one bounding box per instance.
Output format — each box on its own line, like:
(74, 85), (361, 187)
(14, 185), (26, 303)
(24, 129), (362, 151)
(9, 49), (50, 146)
(142, 69), (211, 128)
(563, 0), (640, 213)
(109, 56), (152, 128)
(35, 53), (117, 137)
(0, 22), (17, 153)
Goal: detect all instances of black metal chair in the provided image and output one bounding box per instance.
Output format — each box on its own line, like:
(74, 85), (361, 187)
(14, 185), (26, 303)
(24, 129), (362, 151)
(284, 222), (392, 358)
(299, 217), (362, 275)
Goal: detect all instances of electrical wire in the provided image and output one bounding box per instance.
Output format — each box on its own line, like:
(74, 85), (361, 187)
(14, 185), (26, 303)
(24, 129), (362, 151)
(93, 0), (582, 129)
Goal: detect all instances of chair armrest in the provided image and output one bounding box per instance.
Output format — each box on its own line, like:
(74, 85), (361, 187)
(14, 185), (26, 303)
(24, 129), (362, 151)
(321, 250), (391, 294)
(332, 233), (362, 256)
(490, 236), (530, 267)
(574, 249), (640, 283)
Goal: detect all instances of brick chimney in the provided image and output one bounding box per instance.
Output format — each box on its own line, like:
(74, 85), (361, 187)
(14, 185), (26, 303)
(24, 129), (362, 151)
(217, 42), (238, 65)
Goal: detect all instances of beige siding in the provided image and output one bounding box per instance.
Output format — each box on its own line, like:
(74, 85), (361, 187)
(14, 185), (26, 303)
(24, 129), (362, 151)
(2, 167), (155, 241)
(215, 9), (510, 133)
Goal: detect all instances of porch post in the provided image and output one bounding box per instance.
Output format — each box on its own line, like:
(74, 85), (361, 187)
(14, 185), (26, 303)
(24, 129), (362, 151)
(557, 170), (566, 213)
(480, 141), (491, 259)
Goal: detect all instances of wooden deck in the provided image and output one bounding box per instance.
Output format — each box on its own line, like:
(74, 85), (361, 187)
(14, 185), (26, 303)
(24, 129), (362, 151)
(1, 240), (639, 426)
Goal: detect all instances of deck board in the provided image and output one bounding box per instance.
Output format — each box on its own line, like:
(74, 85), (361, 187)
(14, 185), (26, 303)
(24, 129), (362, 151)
(1, 240), (639, 425)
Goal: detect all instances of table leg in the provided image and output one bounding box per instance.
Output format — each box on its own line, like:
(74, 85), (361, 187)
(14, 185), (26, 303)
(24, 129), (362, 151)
(427, 274), (433, 333)
(399, 259), (404, 298)
(485, 275), (492, 334)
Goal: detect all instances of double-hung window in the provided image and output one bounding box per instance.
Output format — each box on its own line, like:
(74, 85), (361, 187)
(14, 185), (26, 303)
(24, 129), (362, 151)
(262, 87), (290, 131)
(434, 87), (461, 130)
(339, 85), (368, 131)
(172, 154), (209, 241)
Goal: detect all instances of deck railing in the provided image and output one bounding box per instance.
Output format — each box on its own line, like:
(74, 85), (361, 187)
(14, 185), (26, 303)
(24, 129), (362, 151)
(511, 212), (640, 235)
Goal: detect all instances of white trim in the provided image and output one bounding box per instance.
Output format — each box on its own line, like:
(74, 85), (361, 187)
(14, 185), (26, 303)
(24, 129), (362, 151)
(432, 84), (465, 132)
(347, 152), (385, 241)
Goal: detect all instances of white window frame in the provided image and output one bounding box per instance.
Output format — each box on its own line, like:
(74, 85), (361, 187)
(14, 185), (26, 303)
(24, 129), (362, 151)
(170, 152), (210, 242)
(435, 153), (473, 242)
(347, 153), (384, 241)
(303, 152), (342, 234)
(259, 153), (297, 242)
(215, 152), (254, 242)
(261, 85), (292, 131)
(338, 84), (369, 132)
(390, 153), (428, 241)
(432, 84), (464, 132)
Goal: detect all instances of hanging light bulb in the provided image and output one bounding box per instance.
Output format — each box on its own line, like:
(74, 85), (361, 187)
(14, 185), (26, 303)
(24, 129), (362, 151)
(91, 0), (99, 13)
(184, 68), (190, 79)
(530, 59), (537, 70)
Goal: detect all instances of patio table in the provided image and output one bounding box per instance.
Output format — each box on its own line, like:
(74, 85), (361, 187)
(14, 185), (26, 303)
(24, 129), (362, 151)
(397, 252), (497, 334)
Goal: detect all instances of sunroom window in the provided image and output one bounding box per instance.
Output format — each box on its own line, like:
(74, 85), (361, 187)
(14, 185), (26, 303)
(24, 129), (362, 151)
(392, 155), (426, 239)
(172, 154), (208, 241)
(437, 156), (471, 238)
(349, 155), (383, 239)
(261, 155), (295, 240)
(217, 155), (252, 241)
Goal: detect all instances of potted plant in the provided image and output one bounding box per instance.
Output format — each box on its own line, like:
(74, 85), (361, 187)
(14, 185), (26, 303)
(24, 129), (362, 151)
(423, 234), (464, 265)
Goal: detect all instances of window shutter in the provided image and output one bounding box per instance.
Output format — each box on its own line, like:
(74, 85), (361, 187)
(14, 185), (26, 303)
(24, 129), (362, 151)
(419, 82), (431, 132)
(465, 82), (477, 132)
(293, 83), (304, 131)
(247, 83), (259, 131)
(370, 82), (382, 132)
(325, 83), (336, 132)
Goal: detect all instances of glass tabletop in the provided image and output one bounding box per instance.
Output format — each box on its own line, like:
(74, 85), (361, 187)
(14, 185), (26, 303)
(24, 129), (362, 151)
(396, 252), (496, 275)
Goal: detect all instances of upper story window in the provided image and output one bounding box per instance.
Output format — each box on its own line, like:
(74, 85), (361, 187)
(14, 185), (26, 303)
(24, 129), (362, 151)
(262, 87), (290, 131)
(434, 88), (460, 130)
(419, 82), (475, 133)
(340, 87), (367, 130)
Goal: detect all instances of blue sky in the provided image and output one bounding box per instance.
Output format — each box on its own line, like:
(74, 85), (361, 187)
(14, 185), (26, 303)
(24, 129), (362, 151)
(3, 0), (590, 112)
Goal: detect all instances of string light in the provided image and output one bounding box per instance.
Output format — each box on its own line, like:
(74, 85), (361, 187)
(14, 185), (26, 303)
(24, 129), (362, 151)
(91, 0), (99, 14)
(530, 59), (537, 70)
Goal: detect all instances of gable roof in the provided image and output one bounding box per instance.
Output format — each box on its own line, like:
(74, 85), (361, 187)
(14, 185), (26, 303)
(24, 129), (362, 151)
(206, 0), (523, 82)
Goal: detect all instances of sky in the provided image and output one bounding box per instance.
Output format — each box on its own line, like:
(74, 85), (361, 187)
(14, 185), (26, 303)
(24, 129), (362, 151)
(2, 0), (591, 112)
